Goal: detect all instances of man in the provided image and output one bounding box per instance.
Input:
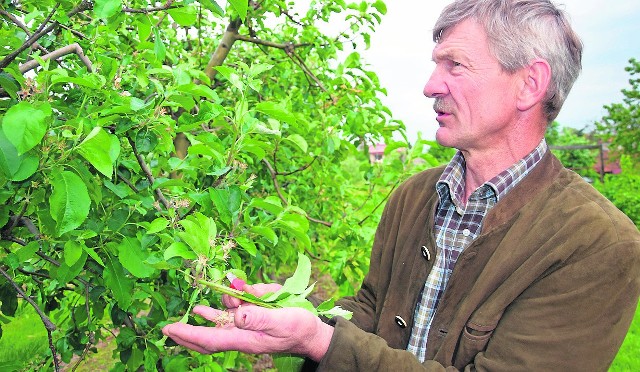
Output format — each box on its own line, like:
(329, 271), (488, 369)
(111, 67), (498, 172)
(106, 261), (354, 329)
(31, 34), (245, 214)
(163, 0), (640, 370)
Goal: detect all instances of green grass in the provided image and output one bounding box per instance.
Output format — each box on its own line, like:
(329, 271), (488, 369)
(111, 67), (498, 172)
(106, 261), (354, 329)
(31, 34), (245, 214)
(0, 304), (49, 371)
(610, 302), (640, 371)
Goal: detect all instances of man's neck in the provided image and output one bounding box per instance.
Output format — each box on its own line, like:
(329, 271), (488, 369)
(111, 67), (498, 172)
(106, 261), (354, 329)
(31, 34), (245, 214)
(460, 138), (543, 204)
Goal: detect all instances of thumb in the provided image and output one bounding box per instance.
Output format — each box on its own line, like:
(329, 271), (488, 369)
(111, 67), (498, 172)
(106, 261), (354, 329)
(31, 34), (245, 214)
(234, 305), (278, 332)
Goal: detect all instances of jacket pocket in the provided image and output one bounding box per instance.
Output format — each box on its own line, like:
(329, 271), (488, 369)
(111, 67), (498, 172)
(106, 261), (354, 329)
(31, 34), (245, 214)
(453, 321), (496, 368)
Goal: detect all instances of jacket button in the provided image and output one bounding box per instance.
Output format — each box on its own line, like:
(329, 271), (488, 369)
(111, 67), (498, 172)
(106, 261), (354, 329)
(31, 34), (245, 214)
(394, 315), (407, 328)
(421, 246), (431, 261)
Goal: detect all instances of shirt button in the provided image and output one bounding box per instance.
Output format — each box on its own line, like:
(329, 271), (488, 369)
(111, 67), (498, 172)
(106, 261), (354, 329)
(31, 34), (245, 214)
(421, 246), (431, 261)
(394, 315), (407, 328)
(463, 229), (471, 237)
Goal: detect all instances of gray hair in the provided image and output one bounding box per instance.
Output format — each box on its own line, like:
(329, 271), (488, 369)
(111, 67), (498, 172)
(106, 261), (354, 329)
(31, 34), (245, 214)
(434, 0), (583, 123)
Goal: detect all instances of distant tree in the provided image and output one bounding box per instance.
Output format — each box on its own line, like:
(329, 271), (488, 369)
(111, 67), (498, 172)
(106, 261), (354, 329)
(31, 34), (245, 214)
(546, 122), (597, 178)
(597, 58), (640, 161)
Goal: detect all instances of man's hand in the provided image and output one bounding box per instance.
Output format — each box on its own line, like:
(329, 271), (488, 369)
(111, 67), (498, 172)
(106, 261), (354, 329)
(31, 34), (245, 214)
(162, 304), (334, 362)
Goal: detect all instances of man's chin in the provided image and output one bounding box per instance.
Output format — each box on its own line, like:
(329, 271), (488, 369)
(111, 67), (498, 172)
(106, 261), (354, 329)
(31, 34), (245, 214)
(435, 130), (456, 149)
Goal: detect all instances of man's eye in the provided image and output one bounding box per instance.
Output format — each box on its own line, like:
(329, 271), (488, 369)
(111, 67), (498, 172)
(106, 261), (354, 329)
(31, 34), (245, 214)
(452, 61), (463, 67)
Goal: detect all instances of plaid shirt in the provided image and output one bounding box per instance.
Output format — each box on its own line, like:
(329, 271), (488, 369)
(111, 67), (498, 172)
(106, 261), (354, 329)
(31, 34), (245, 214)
(406, 140), (548, 362)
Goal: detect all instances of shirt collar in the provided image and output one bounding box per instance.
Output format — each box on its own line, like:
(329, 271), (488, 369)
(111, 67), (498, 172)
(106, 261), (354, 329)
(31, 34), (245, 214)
(437, 139), (548, 205)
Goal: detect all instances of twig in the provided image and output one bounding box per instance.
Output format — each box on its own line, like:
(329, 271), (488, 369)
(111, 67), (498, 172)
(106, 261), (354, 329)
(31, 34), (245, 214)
(358, 180), (401, 226)
(0, 9), (51, 55)
(70, 284), (95, 372)
(123, 0), (177, 14)
(34, 3), (61, 36)
(19, 43), (93, 73)
(0, 0), (92, 69)
(278, 157), (318, 176)
(0, 266), (60, 372)
(116, 170), (139, 193)
(235, 34), (310, 50)
(126, 135), (172, 211)
(262, 159), (332, 227)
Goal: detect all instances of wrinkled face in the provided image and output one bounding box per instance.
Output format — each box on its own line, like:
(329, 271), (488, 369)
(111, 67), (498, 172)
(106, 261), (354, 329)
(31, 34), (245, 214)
(424, 19), (522, 152)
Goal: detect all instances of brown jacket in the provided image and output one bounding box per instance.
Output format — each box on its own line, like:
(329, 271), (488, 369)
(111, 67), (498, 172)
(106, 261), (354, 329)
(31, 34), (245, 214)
(317, 152), (640, 371)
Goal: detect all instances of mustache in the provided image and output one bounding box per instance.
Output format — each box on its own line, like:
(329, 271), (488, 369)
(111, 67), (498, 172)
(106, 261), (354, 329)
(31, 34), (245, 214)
(433, 99), (453, 113)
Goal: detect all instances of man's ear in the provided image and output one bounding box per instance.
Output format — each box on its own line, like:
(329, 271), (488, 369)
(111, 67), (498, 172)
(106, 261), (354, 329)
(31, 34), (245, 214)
(517, 59), (551, 112)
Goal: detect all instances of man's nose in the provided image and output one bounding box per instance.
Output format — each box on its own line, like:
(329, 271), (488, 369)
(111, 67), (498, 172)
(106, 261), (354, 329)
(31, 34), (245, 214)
(423, 67), (447, 98)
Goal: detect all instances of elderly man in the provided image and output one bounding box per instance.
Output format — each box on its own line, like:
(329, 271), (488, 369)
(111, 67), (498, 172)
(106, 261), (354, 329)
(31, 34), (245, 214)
(163, 0), (640, 370)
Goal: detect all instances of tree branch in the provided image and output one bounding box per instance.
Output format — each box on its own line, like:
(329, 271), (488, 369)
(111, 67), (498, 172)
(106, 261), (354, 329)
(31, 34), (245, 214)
(0, 266), (60, 372)
(204, 18), (243, 81)
(277, 157), (318, 176)
(0, 0), (92, 69)
(0, 9), (51, 56)
(235, 34), (310, 50)
(262, 159), (332, 227)
(126, 135), (172, 211)
(358, 180), (400, 226)
(19, 43), (93, 73)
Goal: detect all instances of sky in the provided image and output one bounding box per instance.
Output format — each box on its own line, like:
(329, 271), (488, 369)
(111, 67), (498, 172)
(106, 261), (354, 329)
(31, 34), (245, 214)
(360, 0), (640, 143)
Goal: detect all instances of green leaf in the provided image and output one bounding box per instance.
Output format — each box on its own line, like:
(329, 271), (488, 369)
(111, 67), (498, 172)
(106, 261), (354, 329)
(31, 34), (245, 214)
(255, 102), (297, 125)
(76, 127), (120, 177)
(52, 251), (87, 284)
(164, 242), (197, 260)
(250, 225), (278, 246)
(209, 186), (242, 227)
(153, 28), (166, 62)
(0, 73), (19, 99)
(202, 0), (225, 16)
(235, 236), (257, 256)
(0, 130), (39, 181)
(0, 284), (19, 316)
(262, 253), (311, 301)
(64, 240), (85, 266)
(283, 134), (308, 153)
(177, 213), (216, 257)
(248, 196), (284, 215)
(94, 0), (122, 19)
(104, 257), (134, 309)
(372, 0), (387, 15)
(147, 218), (170, 234)
(1, 101), (51, 155)
(168, 6), (197, 26)
(50, 170), (91, 236)
(227, 0), (248, 21)
(117, 237), (155, 278)
(214, 66), (244, 91)
(16, 241), (39, 262)
(83, 246), (105, 267)
(135, 129), (158, 152)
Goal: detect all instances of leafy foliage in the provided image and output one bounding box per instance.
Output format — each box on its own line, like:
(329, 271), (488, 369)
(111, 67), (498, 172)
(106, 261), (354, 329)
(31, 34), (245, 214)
(594, 156), (640, 228)
(0, 0), (431, 370)
(597, 58), (640, 161)
(546, 121), (598, 179)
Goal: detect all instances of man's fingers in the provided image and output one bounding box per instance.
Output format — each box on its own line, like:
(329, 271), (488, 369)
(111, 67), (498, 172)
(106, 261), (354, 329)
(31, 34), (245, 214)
(234, 306), (307, 334)
(163, 324), (213, 354)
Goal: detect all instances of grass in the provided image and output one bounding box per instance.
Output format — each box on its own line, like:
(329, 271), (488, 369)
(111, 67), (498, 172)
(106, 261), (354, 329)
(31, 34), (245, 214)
(609, 302), (640, 371)
(0, 304), (49, 371)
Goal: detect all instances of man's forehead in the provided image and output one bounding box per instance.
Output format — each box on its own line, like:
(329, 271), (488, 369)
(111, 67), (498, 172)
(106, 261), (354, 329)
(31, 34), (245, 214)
(431, 20), (487, 61)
